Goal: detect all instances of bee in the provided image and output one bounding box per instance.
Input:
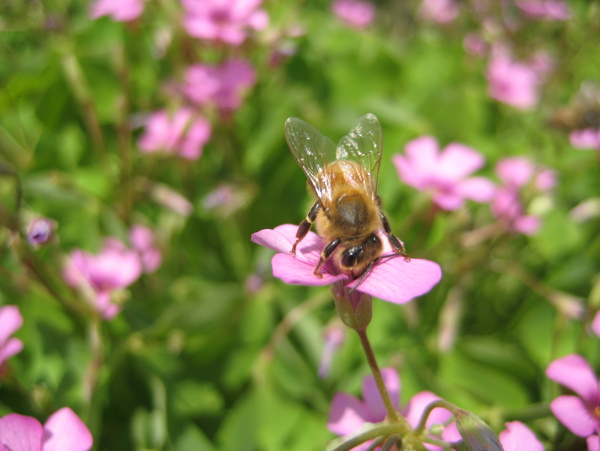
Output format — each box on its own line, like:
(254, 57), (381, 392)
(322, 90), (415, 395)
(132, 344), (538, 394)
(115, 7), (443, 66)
(285, 113), (409, 280)
(549, 81), (600, 132)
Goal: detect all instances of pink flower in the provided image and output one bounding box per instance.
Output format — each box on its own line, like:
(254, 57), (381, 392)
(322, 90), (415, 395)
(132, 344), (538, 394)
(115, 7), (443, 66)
(393, 136), (495, 211)
(419, 0), (460, 24)
(570, 128), (600, 150)
(90, 0), (146, 22)
(499, 421), (543, 451)
(0, 306), (23, 370)
(328, 368), (459, 450)
(486, 51), (548, 110)
(183, 60), (256, 112)
(0, 407), (93, 451)
(546, 354), (600, 437)
(589, 435), (600, 451)
(63, 239), (143, 319)
(138, 108), (211, 160)
(515, 1), (570, 21)
(491, 157), (555, 235)
(332, 0), (375, 29)
(182, 0), (268, 45)
(318, 324), (345, 378)
(130, 225), (162, 273)
(251, 225), (442, 305)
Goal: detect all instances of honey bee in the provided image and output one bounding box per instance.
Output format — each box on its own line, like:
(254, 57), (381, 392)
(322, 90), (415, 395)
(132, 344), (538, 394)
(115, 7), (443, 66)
(549, 81), (600, 132)
(285, 113), (409, 281)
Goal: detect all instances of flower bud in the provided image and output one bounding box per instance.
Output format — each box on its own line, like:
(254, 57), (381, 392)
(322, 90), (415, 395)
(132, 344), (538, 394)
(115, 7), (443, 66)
(454, 409), (503, 451)
(331, 281), (372, 331)
(27, 217), (57, 247)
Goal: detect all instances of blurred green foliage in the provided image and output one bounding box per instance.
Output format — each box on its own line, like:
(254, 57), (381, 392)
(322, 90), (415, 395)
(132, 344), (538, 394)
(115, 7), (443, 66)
(1, 0), (600, 450)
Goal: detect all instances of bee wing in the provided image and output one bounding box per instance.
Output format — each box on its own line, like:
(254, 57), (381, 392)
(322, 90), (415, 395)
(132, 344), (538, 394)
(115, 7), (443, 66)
(336, 113), (383, 200)
(285, 117), (338, 203)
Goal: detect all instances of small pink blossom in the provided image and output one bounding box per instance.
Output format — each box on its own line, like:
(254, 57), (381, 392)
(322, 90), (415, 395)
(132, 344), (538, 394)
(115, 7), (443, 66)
(486, 51), (549, 110)
(182, 0), (268, 45)
(589, 435), (600, 451)
(393, 136), (495, 211)
(0, 407), (93, 451)
(251, 225), (442, 305)
(318, 324), (345, 378)
(463, 33), (488, 57)
(130, 225), (162, 273)
(499, 421), (543, 450)
(570, 128), (600, 150)
(332, 0), (375, 29)
(516, 0), (570, 21)
(90, 0), (146, 22)
(63, 239), (143, 319)
(491, 157), (555, 235)
(419, 0), (460, 24)
(183, 60), (256, 112)
(0, 306), (23, 370)
(546, 354), (600, 438)
(328, 368), (459, 450)
(138, 108), (211, 160)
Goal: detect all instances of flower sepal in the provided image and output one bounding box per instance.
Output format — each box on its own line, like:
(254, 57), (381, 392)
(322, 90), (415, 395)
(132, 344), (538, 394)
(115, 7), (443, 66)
(332, 281), (372, 331)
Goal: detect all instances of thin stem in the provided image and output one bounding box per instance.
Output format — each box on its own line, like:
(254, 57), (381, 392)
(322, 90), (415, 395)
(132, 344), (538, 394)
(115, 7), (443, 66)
(356, 329), (400, 423)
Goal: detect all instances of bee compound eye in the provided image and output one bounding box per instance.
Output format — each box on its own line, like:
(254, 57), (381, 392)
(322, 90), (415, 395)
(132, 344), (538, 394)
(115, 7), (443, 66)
(341, 247), (362, 268)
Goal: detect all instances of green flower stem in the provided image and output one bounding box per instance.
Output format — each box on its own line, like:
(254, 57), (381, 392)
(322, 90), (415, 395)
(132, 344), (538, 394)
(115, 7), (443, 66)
(357, 329), (401, 423)
(330, 424), (401, 451)
(415, 399), (454, 434)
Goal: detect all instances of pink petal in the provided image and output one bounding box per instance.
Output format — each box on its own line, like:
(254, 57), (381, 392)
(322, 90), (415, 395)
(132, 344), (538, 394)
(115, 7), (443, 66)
(432, 192), (465, 211)
(570, 129), (600, 150)
(43, 408), (93, 451)
(436, 143), (485, 180)
(361, 368), (400, 421)
(550, 395), (599, 437)
(404, 391), (448, 429)
(251, 225), (298, 254)
(271, 253), (347, 286)
(513, 215), (541, 235)
(588, 435), (600, 451)
(328, 392), (371, 435)
(355, 258), (442, 304)
(499, 421), (543, 451)
(0, 413), (44, 451)
(496, 157), (535, 187)
(546, 354), (600, 401)
(0, 306), (23, 345)
(455, 177), (496, 203)
(0, 338), (24, 364)
(403, 136), (440, 184)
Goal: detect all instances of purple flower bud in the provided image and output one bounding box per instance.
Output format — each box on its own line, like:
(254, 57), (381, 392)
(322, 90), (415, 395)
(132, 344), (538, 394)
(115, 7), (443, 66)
(455, 409), (502, 451)
(27, 218), (57, 246)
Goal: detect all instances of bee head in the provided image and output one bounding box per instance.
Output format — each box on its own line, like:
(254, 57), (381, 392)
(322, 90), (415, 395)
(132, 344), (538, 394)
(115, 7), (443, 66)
(340, 233), (382, 275)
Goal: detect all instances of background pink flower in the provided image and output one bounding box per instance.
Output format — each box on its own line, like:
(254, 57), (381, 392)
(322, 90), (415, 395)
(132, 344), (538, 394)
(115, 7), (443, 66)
(138, 108), (211, 160)
(546, 354), (600, 438)
(486, 48), (551, 110)
(328, 368), (459, 450)
(332, 0), (375, 29)
(183, 60), (257, 112)
(0, 407), (93, 451)
(419, 0), (459, 24)
(499, 421), (543, 450)
(491, 157), (555, 235)
(570, 128), (600, 150)
(251, 225), (442, 305)
(63, 239), (143, 319)
(182, 0), (268, 45)
(393, 136), (495, 210)
(0, 305), (23, 370)
(90, 0), (146, 22)
(130, 225), (162, 273)
(515, 0), (571, 21)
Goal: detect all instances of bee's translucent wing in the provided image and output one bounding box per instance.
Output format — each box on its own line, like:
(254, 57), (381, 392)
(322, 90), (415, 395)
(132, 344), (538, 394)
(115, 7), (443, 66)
(337, 113), (383, 199)
(285, 117), (337, 203)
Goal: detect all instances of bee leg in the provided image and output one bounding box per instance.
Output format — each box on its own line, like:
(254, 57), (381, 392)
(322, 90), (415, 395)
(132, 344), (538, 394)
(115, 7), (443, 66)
(313, 238), (341, 278)
(291, 201), (321, 254)
(380, 212), (411, 262)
